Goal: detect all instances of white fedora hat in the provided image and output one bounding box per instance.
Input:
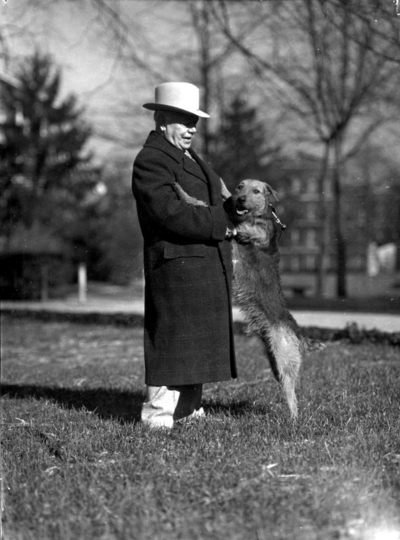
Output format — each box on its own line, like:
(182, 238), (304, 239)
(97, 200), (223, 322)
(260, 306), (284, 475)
(143, 82), (210, 118)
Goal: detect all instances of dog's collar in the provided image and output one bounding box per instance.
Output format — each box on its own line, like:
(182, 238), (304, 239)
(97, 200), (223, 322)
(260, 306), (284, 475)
(269, 204), (287, 240)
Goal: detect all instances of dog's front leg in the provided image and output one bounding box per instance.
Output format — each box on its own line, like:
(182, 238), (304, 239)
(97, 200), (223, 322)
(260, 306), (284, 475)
(173, 182), (207, 207)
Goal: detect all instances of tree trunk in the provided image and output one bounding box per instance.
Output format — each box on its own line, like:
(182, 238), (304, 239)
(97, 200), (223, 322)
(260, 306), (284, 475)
(332, 136), (347, 298)
(315, 141), (331, 297)
(198, 2), (211, 162)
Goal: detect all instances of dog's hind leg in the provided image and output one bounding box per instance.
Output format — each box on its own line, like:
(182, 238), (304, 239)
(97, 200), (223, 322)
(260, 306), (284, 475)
(261, 325), (302, 420)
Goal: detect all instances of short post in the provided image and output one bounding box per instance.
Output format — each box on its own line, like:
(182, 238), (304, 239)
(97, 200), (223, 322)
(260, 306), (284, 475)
(78, 262), (87, 303)
(41, 263), (49, 302)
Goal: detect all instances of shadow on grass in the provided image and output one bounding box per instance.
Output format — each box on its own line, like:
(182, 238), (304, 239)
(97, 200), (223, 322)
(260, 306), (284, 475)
(3, 384), (284, 426)
(204, 399), (275, 418)
(1, 384), (144, 424)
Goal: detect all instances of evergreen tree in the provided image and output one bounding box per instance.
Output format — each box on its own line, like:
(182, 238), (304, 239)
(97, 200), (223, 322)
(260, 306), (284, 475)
(0, 51), (99, 249)
(209, 96), (281, 193)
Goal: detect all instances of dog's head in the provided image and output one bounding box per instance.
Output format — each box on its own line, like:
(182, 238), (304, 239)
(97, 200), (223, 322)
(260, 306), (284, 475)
(230, 179), (279, 223)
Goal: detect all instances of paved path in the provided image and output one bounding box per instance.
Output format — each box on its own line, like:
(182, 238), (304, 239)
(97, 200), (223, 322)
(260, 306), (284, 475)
(289, 310), (400, 333)
(2, 298), (399, 333)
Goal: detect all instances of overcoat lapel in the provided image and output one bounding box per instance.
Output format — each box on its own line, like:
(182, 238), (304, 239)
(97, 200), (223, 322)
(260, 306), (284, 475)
(188, 148), (221, 207)
(182, 156), (208, 185)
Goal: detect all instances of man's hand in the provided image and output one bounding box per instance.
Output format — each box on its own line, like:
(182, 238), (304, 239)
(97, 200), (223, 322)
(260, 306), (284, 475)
(225, 228), (237, 240)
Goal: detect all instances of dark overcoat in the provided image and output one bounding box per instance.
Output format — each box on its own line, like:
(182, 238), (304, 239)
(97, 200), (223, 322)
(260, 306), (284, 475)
(132, 131), (237, 386)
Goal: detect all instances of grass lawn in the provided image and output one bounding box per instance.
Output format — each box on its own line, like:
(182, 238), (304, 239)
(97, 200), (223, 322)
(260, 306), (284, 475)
(1, 315), (400, 540)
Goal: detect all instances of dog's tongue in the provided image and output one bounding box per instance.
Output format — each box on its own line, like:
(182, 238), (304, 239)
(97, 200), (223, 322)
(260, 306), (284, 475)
(236, 209), (249, 215)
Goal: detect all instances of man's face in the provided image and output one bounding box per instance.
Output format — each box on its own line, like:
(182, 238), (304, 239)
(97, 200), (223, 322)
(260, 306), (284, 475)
(162, 111), (199, 151)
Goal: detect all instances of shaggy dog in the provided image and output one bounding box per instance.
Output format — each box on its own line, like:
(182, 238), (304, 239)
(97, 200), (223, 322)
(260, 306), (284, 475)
(174, 179), (322, 419)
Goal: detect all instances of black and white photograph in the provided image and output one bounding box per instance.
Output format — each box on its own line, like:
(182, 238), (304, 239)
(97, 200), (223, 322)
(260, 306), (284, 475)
(1, 1), (400, 539)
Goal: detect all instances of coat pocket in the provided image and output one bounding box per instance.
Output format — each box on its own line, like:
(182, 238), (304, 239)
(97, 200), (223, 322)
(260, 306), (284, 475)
(163, 243), (206, 260)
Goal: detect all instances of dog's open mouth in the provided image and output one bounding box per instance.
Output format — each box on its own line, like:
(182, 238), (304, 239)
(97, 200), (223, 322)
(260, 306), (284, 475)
(236, 208), (249, 216)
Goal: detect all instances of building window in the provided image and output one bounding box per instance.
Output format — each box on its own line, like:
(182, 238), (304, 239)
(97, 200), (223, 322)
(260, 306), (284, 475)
(306, 255), (316, 270)
(291, 229), (300, 245)
(306, 202), (317, 221)
(291, 177), (301, 195)
(306, 229), (317, 247)
(280, 256), (289, 273)
(308, 176), (317, 193)
(291, 256), (300, 272)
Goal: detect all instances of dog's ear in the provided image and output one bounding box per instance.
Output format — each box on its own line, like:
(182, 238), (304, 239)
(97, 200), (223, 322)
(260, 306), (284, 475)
(264, 183), (279, 202)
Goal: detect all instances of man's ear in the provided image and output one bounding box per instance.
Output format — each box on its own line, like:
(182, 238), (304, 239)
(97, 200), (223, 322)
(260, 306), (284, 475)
(264, 183), (279, 202)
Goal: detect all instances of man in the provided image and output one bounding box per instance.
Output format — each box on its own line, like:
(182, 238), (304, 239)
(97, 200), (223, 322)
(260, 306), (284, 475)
(132, 82), (237, 429)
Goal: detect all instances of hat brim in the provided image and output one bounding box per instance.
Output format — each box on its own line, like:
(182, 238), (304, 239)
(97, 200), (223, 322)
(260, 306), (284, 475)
(143, 103), (210, 118)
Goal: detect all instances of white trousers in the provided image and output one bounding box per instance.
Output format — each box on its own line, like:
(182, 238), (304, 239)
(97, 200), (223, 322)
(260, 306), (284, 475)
(141, 384), (204, 429)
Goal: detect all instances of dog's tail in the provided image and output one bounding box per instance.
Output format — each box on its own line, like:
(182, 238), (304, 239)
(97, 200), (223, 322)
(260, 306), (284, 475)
(285, 311), (325, 354)
(301, 337), (326, 353)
